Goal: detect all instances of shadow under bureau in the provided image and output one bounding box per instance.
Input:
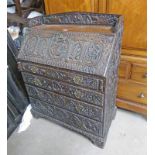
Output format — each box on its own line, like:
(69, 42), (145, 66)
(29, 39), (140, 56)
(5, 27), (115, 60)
(17, 12), (123, 148)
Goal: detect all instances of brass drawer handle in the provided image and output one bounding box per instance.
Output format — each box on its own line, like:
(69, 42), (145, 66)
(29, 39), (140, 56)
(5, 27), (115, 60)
(73, 76), (83, 85)
(143, 73), (147, 78)
(137, 93), (145, 98)
(74, 90), (83, 99)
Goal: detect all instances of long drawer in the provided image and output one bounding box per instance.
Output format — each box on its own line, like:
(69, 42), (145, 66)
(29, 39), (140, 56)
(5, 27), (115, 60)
(30, 97), (103, 136)
(22, 72), (104, 106)
(18, 62), (105, 92)
(26, 84), (103, 122)
(117, 79), (147, 105)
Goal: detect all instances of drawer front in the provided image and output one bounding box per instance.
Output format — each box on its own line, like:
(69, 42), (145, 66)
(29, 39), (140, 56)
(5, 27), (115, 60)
(117, 79), (147, 105)
(26, 85), (103, 121)
(18, 62), (105, 92)
(30, 97), (102, 136)
(22, 72), (104, 106)
(131, 64), (147, 83)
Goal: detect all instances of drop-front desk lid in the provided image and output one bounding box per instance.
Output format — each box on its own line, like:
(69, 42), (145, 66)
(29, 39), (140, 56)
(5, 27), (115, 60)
(18, 23), (118, 77)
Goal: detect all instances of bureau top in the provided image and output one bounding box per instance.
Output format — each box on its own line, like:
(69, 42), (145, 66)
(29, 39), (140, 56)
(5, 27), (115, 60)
(18, 13), (123, 77)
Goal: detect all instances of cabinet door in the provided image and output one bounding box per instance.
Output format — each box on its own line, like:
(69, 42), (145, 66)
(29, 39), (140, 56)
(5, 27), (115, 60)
(104, 0), (146, 50)
(44, 0), (99, 15)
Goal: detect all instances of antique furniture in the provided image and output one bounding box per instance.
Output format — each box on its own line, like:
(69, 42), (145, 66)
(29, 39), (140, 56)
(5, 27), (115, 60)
(44, 0), (147, 115)
(17, 12), (123, 148)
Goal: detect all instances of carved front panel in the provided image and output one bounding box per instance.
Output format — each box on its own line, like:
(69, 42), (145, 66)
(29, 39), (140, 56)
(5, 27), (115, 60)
(18, 28), (114, 76)
(26, 85), (103, 121)
(18, 62), (105, 92)
(30, 97), (102, 136)
(22, 72), (104, 106)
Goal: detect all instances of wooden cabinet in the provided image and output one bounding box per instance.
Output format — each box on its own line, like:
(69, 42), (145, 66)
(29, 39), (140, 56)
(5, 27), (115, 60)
(44, 0), (147, 115)
(117, 55), (147, 114)
(44, 0), (100, 15)
(105, 0), (147, 50)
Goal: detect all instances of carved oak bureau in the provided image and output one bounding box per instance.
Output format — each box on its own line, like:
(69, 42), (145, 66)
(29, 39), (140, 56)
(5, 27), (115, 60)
(17, 12), (123, 148)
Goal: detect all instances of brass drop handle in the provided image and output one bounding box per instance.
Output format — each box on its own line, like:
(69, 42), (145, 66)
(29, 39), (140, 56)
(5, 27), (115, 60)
(143, 73), (147, 78)
(74, 90), (83, 99)
(137, 93), (145, 98)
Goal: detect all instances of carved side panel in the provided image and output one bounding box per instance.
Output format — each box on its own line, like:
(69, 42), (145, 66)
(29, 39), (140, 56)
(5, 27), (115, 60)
(26, 85), (103, 121)
(18, 62), (105, 92)
(102, 25), (123, 137)
(30, 97), (102, 136)
(22, 72), (104, 106)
